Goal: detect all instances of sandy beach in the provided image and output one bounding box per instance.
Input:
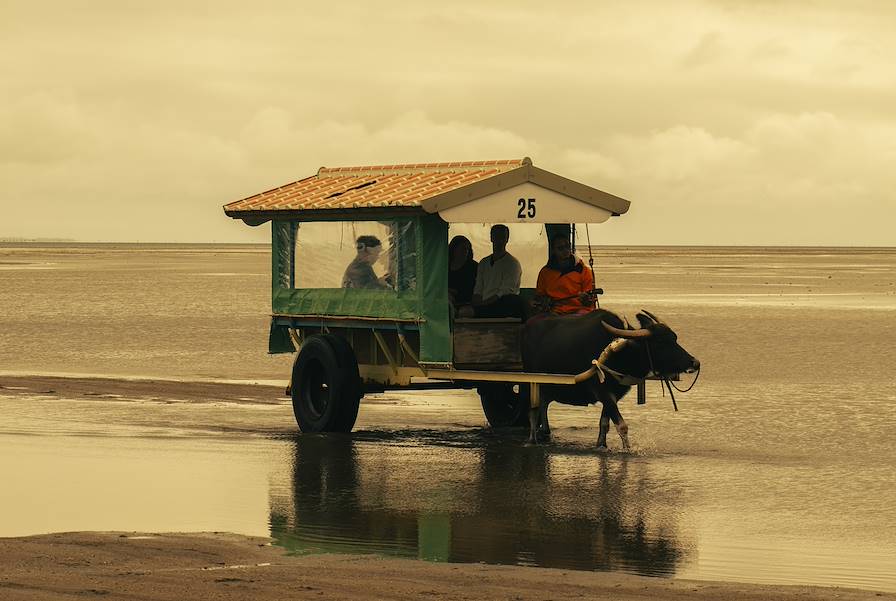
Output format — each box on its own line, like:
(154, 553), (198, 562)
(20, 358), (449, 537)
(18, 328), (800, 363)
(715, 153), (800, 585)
(2, 531), (892, 601)
(3, 245), (895, 597)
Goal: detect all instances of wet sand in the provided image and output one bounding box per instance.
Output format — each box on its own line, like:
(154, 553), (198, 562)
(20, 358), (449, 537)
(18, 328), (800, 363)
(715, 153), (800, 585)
(2, 531), (891, 601)
(2, 374), (895, 598)
(3, 244), (896, 594)
(0, 374), (286, 406)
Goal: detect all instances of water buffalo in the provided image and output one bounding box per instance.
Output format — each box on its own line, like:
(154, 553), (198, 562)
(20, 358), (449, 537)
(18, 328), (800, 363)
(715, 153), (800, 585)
(521, 309), (700, 449)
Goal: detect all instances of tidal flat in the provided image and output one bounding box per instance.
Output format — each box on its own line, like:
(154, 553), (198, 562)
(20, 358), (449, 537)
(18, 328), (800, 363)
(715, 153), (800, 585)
(1, 243), (894, 594)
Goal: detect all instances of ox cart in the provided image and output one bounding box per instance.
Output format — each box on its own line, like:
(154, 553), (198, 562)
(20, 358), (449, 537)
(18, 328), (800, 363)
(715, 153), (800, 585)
(224, 157), (655, 434)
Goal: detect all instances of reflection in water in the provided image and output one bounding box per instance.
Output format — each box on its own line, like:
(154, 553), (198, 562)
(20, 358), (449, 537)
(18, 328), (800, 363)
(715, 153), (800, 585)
(269, 432), (688, 576)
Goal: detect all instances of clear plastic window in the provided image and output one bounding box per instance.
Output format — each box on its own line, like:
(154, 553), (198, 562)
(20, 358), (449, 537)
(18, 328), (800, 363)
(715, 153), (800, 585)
(292, 221), (416, 291)
(447, 223), (547, 288)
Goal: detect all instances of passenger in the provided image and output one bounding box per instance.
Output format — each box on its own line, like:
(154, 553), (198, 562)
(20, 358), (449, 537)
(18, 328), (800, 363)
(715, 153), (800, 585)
(532, 233), (595, 315)
(342, 235), (391, 290)
(460, 224), (525, 320)
(448, 235), (477, 308)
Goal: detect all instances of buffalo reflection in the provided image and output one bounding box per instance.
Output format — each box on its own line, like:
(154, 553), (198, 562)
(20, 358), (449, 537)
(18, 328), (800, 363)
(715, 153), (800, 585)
(269, 432), (687, 576)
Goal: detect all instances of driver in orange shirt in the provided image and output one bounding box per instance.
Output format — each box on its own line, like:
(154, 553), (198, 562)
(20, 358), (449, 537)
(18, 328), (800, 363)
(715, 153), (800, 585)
(532, 233), (595, 316)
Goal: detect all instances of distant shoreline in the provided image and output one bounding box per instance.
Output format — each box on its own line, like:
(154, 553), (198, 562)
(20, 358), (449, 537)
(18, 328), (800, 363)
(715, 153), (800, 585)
(1, 240), (894, 250)
(0, 238), (76, 243)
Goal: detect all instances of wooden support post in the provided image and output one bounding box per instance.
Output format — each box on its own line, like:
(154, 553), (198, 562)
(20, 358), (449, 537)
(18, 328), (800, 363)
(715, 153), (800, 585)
(397, 331), (420, 366)
(373, 330), (399, 376)
(287, 327), (303, 350)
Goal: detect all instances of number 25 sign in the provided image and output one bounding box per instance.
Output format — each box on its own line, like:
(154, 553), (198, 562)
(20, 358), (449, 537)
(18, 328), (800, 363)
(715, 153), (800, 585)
(517, 198), (536, 219)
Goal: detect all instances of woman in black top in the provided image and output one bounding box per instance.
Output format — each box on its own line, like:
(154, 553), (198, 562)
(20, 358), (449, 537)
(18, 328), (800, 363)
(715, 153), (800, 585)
(448, 235), (477, 307)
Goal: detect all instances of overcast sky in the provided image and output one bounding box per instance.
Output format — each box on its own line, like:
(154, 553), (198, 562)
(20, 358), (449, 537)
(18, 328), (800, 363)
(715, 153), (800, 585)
(1, 1), (894, 244)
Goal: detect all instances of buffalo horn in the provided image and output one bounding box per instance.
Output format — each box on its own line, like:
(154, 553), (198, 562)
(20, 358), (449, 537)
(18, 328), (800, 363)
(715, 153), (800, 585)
(602, 321), (652, 339)
(640, 309), (663, 324)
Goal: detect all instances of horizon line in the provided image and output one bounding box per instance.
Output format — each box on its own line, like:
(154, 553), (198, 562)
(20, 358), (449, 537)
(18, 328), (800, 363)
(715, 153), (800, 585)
(1, 239), (894, 250)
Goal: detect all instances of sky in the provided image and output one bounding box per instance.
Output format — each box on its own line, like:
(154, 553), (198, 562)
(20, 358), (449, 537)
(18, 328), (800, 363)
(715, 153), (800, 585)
(1, 0), (894, 245)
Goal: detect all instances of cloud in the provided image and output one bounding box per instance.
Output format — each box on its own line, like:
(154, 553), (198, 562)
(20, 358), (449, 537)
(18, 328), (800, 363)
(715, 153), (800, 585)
(0, 92), (94, 164)
(605, 126), (753, 183)
(682, 32), (725, 68)
(0, 101), (542, 241)
(235, 108), (537, 177)
(1, 1), (895, 244)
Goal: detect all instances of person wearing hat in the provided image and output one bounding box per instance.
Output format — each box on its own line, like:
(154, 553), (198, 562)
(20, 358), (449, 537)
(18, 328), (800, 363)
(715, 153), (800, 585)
(532, 233), (595, 316)
(342, 235), (391, 290)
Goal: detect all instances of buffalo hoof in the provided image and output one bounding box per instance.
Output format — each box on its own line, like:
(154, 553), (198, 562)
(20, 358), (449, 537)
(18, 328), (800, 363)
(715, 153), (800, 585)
(596, 444), (609, 453)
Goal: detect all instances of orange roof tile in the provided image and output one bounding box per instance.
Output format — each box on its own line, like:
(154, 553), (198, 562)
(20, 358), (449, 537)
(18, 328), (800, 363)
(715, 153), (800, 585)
(224, 158), (529, 215)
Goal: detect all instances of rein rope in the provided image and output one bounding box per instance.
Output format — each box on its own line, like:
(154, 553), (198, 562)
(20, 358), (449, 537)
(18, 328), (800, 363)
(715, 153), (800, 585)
(669, 365), (701, 393)
(646, 342), (677, 412)
(596, 336), (700, 413)
(583, 224), (600, 309)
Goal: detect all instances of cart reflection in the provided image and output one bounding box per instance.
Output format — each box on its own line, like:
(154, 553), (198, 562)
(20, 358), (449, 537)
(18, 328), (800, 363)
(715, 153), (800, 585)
(269, 433), (687, 576)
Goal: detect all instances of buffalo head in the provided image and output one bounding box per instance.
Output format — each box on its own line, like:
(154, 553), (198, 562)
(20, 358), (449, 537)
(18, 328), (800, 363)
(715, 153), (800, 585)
(602, 310), (700, 378)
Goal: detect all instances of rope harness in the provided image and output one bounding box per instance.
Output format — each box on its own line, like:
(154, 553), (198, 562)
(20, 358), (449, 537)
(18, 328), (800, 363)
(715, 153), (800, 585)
(571, 227), (699, 410)
(591, 336), (701, 412)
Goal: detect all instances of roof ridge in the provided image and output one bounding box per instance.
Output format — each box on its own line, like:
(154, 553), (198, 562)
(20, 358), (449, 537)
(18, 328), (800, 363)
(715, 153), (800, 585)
(317, 157), (530, 178)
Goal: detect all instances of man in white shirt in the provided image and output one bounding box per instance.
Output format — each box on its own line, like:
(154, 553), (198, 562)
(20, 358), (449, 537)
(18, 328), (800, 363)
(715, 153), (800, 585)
(469, 224), (525, 319)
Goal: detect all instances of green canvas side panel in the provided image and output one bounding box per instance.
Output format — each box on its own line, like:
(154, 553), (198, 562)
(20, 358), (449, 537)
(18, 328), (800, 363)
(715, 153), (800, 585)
(270, 223), (298, 354)
(267, 216), (451, 362)
(272, 221), (296, 290)
(272, 287), (420, 318)
(269, 216), (426, 317)
(417, 214), (451, 363)
(268, 320), (296, 354)
(271, 223), (279, 293)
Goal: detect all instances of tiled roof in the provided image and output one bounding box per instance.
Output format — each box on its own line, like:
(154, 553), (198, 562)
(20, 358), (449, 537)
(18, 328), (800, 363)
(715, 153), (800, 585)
(224, 159), (528, 214)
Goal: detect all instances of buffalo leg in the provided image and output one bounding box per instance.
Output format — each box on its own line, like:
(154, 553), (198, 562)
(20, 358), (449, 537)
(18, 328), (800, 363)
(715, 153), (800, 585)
(528, 407), (538, 444)
(537, 400), (552, 441)
(615, 415), (630, 451)
(597, 411), (611, 449)
(597, 394), (630, 451)
(597, 393), (617, 448)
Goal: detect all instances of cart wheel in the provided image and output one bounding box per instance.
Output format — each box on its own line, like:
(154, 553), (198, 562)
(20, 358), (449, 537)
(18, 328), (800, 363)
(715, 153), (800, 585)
(291, 334), (362, 433)
(478, 383), (530, 428)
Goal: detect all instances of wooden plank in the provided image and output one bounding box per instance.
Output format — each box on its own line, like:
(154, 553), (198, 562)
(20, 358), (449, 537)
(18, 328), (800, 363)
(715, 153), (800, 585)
(453, 320), (522, 365)
(425, 368), (578, 386)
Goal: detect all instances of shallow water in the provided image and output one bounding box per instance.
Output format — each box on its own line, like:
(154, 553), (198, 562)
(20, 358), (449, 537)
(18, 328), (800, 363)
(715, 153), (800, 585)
(1, 244), (895, 591)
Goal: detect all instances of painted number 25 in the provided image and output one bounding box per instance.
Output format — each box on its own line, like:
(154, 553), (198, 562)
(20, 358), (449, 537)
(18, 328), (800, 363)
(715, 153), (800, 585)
(517, 198), (536, 219)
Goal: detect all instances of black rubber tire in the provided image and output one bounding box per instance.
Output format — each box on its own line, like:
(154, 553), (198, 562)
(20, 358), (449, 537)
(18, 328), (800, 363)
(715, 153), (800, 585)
(291, 334), (362, 433)
(478, 382), (530, 428)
